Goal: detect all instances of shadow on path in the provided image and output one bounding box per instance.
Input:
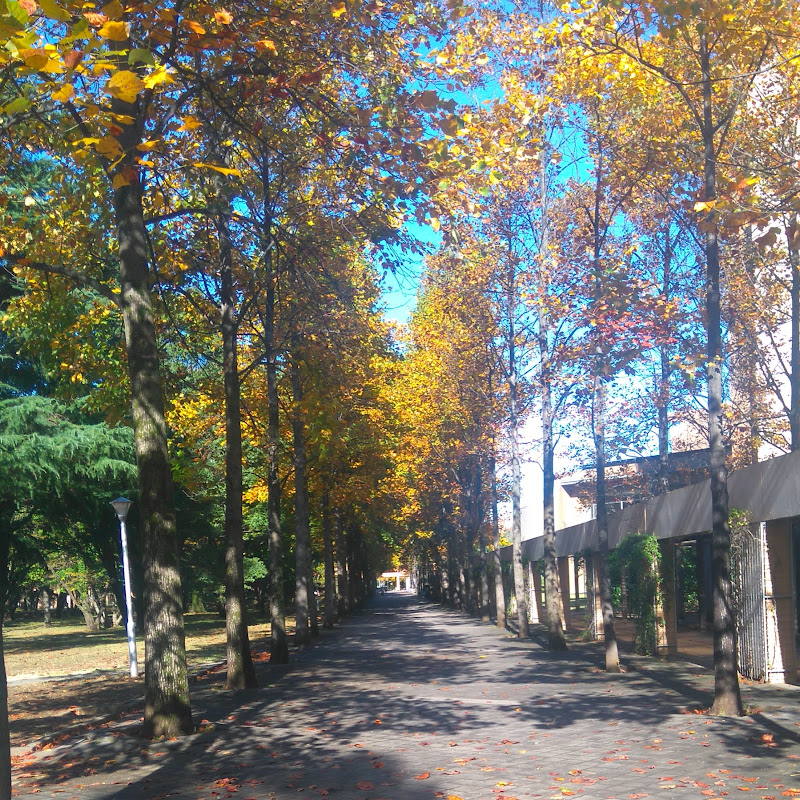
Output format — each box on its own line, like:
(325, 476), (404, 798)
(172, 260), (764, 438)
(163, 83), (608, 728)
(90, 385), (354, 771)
(11, 592), (800, 800)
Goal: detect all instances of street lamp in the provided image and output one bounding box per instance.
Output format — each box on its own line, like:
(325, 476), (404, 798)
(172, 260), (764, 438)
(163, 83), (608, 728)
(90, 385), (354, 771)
(110, 496), (138, 678)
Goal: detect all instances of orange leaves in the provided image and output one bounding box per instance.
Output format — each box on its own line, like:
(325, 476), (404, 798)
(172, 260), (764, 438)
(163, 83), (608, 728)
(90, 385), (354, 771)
(415, 771), (431, 780)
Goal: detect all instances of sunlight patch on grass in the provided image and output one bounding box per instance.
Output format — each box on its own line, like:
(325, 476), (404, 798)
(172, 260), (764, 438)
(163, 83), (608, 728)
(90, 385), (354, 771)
(4, 612), (277, 679)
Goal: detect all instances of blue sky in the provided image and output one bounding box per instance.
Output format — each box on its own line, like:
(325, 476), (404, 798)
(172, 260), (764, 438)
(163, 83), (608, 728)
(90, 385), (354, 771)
(379, 219), (442, 325)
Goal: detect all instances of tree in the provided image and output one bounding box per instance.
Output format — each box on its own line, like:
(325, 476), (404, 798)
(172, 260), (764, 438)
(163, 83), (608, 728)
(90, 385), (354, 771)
(552, 0), (795, 705)
(0, 395), (135, 798)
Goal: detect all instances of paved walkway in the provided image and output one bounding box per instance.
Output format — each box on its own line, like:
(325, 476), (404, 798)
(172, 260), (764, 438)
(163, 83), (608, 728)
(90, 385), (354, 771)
(11, 593), (800, 800)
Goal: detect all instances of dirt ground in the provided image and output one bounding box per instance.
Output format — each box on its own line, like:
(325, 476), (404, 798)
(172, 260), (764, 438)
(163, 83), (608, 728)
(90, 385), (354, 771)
(5, 611), (279, 750)
(7, 659), (245, 749)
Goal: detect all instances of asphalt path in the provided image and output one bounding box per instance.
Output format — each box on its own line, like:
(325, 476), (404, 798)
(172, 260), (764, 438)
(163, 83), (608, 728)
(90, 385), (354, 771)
(11, 592), (800, 800)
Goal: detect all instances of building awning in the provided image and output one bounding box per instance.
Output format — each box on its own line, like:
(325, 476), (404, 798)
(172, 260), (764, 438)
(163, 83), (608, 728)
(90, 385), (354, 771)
(504, 449), (800, 562)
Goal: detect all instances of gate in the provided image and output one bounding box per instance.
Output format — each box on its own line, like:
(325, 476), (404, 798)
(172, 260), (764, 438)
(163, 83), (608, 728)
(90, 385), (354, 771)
(733, 522), (767, 681)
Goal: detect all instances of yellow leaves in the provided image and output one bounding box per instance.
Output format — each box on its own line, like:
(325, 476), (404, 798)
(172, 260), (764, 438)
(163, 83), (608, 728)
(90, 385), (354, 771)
(214, 9), (233, 24)
(102, 0), (125, 20)
(97, 20), (129, 41)
(693, 199), (717, 212)
(111, 172), (130, 191)
(195, 162), (241, 176)
(95, 135), (123, 159)
(258, 39), (278, 54)
(331, 2), (346, 18)
(177, 116), (202, 131)
(19, 48), (50, 71)
(143, 65), (174, 89)
(106, 70), (144, 103)
(51, 83), (75, 102)
(430, 216), (441, 232)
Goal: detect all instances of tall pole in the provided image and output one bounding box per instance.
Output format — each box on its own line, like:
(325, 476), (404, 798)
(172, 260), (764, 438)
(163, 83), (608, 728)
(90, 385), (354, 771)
(119, 516), (138, 678)
(111, 497), (138, 678)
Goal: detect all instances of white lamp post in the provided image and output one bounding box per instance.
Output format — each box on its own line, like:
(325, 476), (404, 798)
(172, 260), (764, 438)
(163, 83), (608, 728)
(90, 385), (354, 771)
(110, 496), (138, 678)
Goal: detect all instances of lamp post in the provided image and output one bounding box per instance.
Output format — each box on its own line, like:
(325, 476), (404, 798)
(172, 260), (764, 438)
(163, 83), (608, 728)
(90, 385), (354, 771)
(110, 496), (138, 678)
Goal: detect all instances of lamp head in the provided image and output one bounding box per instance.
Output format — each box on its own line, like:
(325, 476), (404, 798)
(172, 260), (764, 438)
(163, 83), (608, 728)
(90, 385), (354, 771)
(110, 496), (133, 521)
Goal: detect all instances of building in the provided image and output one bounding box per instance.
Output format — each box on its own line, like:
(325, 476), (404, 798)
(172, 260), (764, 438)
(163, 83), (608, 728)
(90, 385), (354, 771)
(506, 450), (800, 684)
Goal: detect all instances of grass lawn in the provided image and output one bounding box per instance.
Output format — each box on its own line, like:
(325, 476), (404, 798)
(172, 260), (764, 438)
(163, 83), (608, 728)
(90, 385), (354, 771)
(4, 611), (279, 679)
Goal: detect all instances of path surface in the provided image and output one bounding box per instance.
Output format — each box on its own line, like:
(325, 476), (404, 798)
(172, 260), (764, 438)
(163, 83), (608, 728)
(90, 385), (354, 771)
(11, 593), (800, 800)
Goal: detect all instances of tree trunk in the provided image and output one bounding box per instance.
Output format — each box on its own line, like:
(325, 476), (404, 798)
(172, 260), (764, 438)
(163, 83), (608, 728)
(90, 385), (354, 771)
(477, 463), (490, 622)
(593, 374), (620, 673)
(80, 589), (100, 632)
(700, 35), (743, 717)
(80, 606), (99, 632)
(537, 144), (566, 650)
(658, 230), (673, 496)
(309, 559), (319, 637)
(440, 544), (451, 606)
(347, 527), (358, 611)
(112, 96), (191, 738)
(322, 488), (336, 629)
(788, 227), (799, 451)
(0, 520), (11, 800)
(490, 445), (506, 628)
(335, 509), (348, 616)
(509, 339), (529, 637)
(291, 338), (311, 646)
(40, 587), (51, 628)
(542, 375), (566, 650)
(262, 160), (288, 664)
(0, 623), (8, 800)
(219, 204), (257, 691)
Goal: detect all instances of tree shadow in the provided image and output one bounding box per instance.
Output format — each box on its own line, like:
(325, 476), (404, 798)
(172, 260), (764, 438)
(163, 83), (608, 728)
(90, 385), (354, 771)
(11, 592), (800, 799)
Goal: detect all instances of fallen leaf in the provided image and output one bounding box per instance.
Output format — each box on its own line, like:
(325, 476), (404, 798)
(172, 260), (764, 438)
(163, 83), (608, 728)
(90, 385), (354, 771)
(414, 772), (430, 780)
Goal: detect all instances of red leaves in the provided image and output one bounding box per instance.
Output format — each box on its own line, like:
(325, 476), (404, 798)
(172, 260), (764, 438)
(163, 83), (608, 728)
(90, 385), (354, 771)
(414, 771), (430, 780)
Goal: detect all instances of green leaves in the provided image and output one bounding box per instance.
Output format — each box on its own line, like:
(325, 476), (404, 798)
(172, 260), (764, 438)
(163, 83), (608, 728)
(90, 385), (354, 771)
(36, 0), (71, 22)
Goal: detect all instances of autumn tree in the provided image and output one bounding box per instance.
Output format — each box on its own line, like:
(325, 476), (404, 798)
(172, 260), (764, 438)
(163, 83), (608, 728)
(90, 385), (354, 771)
(552, 0), (796, 709)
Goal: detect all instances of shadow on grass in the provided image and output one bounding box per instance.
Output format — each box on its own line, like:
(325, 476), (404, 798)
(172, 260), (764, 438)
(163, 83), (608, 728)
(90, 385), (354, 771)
(5, 613), (237, 658)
